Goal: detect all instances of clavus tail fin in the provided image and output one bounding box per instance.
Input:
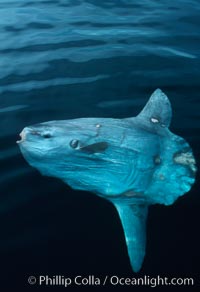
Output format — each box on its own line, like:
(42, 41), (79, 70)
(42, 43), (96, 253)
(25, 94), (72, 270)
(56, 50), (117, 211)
(114, 203), (148, 272)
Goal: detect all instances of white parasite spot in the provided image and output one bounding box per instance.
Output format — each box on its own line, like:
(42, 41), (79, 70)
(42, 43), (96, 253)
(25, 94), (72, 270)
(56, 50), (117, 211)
(150, 117), (159, 124)
(173, 151), (197, 174)
(96, 124), (101, 128)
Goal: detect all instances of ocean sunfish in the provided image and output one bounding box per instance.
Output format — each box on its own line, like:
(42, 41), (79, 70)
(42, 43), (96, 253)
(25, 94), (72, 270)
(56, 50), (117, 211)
(17, 89), (197, 272)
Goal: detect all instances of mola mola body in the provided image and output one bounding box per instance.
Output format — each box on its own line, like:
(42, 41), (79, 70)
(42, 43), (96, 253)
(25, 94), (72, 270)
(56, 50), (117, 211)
(17, 89), (197, 272)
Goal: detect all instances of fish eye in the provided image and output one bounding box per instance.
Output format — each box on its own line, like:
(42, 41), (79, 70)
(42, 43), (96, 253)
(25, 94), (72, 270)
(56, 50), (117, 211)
(43, 133), (52, 139)
(70, 139), (79, 149)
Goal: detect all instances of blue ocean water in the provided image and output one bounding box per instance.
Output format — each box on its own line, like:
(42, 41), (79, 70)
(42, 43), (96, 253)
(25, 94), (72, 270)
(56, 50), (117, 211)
(0, 0), (200, 285)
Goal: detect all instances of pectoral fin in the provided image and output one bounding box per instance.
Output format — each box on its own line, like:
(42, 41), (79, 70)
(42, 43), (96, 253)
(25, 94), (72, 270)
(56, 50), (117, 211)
(80, 142), (108, 154)
(114, 203), (148, 272)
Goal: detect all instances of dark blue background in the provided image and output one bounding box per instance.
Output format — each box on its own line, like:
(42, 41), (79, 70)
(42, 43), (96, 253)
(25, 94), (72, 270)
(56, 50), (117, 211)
(0, 0), (199, 290)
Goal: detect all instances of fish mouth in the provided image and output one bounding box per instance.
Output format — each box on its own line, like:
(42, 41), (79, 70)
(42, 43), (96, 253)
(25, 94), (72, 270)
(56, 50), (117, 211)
(16, 130), (26, 144)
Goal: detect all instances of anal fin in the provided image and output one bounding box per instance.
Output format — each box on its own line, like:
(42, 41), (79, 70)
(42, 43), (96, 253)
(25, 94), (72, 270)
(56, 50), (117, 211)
(114, 203), (148, 272)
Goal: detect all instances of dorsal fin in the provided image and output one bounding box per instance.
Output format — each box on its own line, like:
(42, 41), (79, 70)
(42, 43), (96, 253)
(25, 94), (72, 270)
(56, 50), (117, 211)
(113, 203), (148, 272)
(137, 89), (172, 128)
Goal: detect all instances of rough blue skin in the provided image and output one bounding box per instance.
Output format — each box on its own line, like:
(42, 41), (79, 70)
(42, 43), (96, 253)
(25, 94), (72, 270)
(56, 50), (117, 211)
(18, 89), (197, 272)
